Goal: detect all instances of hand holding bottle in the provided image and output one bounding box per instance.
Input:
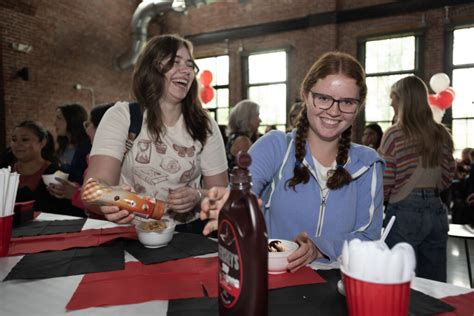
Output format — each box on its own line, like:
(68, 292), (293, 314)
(82, 178), (165, 223)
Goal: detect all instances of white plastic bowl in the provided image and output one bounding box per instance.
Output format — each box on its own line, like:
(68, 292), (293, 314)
(135, 220), (176, 248)
(42, 172), (69, 186)
(268, 239), (299, 274)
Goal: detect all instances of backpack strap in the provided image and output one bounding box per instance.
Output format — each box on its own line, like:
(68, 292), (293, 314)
(123, 102), (143, 161)
(262, 133), (293, 209)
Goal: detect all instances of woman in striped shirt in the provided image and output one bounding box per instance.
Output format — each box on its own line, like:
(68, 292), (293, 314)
(378, 75), (455, 282)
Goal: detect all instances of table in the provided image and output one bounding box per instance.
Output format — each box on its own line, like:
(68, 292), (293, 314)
(1, 213), (473, 315)
(448, 224), (474, 288)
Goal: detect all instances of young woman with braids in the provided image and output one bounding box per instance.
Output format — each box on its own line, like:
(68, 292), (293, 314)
(379, 76), (455, 282)
(200, 52), (385, 271)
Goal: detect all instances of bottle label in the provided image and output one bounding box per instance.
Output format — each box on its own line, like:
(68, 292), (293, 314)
(218, 219), (242, 309)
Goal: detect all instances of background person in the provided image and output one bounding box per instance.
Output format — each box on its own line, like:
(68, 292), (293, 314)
(84, 34), (228, 232)
(10, 120), (84, 216)
(378, 75), (455, 282)
(54, 103), (91, 184)
(361, 123), (383, 150)
(225, 99), (261, 170)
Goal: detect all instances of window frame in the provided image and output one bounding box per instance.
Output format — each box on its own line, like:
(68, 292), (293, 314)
(357, 30), (424, 129)
(194, 54), (230, 125)
(241, 47), (291, 132)
(444, 22), (474, 153)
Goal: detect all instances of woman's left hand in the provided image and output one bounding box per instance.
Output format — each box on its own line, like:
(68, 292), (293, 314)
(287, 232), (321, 273)
(47, 178), (79, 199)
(167, 186), (201, 213)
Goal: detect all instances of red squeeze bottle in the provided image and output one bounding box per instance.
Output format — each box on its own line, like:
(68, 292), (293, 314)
(81, 178), (165, 220)
(217, 151), (268, 316)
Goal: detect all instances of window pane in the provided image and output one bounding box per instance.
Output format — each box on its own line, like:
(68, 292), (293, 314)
(365, 74), (410, 122)
(453, 27), (474, 66)
(216, 89), (229, 109)
(452, 68), (474, 118)
(195, 56), (229, 86)
(217, 108), (229, 125)
(248, 84), (287, 126)
(452, 119), (474, 152)
(216, 56), (229, 85)
(248, 51), (286, 84)
(365, 36), (415, 74)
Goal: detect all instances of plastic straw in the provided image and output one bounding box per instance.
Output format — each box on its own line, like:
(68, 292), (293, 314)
(381, 216), (396, 242)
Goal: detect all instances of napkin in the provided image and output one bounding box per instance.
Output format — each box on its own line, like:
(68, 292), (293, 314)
(8, 226), (136, 256)
(0, 167), (19, 217)
(4, 240), (125, 281)
(66, 257), (326, 311)
(341, 239), (416, 283)
(12, 219), (86, 237)
(124, 232), (218, 265)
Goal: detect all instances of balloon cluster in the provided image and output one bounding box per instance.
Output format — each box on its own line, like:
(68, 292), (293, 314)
(428, 73), (455, 110)
(199, 70), (214, 104)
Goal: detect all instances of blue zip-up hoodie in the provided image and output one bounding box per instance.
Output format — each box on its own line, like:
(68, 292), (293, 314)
(249, 130), (385, 263)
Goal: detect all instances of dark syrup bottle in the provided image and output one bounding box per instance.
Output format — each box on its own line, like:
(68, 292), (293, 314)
(218, 151), (268, 316)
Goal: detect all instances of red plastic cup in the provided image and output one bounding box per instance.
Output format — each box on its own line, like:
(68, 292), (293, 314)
(0, 215), (14, 257)
(342, 268), (411, 316)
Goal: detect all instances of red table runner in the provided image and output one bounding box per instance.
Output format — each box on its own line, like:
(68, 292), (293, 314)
(66, 257), (326, 311)
(439, 291), (474, 316)
(8, 226), (136, 256)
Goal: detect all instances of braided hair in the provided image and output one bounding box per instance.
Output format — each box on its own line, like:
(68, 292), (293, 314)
(286, 52), (366, 191)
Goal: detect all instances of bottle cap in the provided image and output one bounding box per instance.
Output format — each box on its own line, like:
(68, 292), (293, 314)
(235, 151), (252, 169)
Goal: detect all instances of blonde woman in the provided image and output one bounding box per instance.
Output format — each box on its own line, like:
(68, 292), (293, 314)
(379, 75), (455, 282)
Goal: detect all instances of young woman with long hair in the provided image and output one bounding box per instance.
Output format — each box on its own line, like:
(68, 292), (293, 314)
(85, 34), (228, 231)
(379, 75), (455, 282)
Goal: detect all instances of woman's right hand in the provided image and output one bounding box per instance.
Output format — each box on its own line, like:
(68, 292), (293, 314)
(90, 183), (136, 224)
(200, 186), (229, 236)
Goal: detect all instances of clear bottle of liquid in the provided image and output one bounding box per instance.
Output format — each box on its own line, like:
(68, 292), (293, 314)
(218, 151), (268, 315)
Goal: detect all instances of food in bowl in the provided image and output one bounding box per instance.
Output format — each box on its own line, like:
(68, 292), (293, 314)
(268, 239), (299, 274)
(268, 240), (288, 252)
(135, 219), (176, 248)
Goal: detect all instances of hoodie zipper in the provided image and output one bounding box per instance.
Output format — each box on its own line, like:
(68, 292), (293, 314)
(303, 160), (328, 237)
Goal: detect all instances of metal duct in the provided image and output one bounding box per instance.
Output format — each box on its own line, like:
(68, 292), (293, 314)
(116, 0), (174, 70)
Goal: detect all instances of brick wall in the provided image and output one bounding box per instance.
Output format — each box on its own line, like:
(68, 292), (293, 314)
(1, 0), (474, 149)
(0, 0), (142, 149)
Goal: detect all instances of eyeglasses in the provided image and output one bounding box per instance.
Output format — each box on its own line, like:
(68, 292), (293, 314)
(310, 91), (360, 114)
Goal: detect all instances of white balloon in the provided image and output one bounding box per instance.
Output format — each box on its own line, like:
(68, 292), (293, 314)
(430, 105), (445, 123)
(429, 73), (450, 93)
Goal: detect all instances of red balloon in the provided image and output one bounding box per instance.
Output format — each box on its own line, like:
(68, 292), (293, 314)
(200, 70), (213, 86)
(200, 86), (214, 104)
(445, 87), (455, 98)
(437, 90), (455, 109)
(428, 94), (439, 107)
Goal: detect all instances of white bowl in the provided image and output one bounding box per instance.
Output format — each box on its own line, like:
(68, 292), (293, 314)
(42, 172), (69, 186)
(135, 219), (176, 248)
(268, 239), (299, 274)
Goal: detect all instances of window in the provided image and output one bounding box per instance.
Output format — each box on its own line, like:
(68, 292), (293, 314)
(361, 35), (419, 132)
(449, 25), (474, 155)
(244, 50), (288, 133)
(194, 55), (229, 125)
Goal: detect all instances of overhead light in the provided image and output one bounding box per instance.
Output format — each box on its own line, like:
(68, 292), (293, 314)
(172, 0), (186, 12)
